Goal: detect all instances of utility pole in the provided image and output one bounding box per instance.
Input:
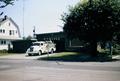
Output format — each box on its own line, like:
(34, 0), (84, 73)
(33, 26), (36, 39)
(22, 0), (25, 39)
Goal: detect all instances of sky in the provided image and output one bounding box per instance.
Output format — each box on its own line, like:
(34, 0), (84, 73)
(1, 0), (80, 37)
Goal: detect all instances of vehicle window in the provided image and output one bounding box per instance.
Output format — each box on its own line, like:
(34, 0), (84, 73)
(32, 43), (40, 46)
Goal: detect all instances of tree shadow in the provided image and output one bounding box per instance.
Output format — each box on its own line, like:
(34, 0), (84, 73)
(38, 52), (120, 62)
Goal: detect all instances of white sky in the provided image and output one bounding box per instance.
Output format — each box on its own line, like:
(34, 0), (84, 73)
(1, 0), (80, 37)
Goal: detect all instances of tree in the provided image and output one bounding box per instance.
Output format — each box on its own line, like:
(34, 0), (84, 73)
(62, 0), (120, 56)
(26, 35), (33, 40)
(0, 0), (15, 16)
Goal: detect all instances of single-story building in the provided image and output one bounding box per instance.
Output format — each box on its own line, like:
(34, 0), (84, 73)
(36, 32), (85, 52)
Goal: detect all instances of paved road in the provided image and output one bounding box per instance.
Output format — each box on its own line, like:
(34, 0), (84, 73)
(0, 54), (120, 81)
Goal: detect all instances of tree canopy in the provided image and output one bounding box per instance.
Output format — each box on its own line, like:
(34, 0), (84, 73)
(0, 0), (15, 8)
(62, 0), (120, 55)
(0, 0), (15, 15)
(62, 0), (120, 41)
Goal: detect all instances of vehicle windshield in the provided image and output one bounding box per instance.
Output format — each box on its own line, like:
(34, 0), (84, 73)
(32, 43), (40, 46)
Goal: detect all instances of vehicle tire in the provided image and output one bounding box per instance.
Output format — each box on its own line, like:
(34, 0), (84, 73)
(28, 53), (31, 56)
(38, 50), (42, 55)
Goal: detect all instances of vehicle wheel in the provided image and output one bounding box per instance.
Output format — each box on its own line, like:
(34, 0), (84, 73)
(28, 53), (31, 56)
(38, 50), (42, 55)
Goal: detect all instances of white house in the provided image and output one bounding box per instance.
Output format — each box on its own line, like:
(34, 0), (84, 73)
(0, 16), (21, 50)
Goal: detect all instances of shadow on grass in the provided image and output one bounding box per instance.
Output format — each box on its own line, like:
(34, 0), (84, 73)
(38, 52), (120, 62)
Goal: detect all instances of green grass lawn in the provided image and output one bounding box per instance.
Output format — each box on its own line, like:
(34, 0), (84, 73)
(39, 51), (118, 62)
(0, 52), (15, 56)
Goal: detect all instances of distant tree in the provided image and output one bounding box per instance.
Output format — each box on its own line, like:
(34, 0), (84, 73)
(25, 35), (33, 40)
(0, 0), (15, 16)
(62, 0), (120, 56)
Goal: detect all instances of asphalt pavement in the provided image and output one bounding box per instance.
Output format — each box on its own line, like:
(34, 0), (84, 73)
(0, 53), (120, 81)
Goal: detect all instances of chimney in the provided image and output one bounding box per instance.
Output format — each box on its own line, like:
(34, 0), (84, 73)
(4, 15), (8, 20)
(2, 15), (8, 21)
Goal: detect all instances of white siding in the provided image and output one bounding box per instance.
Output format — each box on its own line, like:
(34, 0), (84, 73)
(0, 40), (11, 50)
(0, 18), (21, 50)
(0, 20), (19, 38)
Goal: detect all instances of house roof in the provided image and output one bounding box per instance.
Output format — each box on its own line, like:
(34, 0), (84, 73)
(0, 18), (4, 24)
(36, 32), (65, 41)
(0, 16), (21, 38)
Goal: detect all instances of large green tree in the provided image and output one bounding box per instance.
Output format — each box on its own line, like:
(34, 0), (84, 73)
(62, 0), (120, 56)
(0, 0), (15, 15)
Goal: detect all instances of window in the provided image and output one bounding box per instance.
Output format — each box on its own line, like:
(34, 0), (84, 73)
(33, 43), (40, 46)
(9, 30), (12, 35)
(1, 40), (6, 45)
(3, 40), (6, 44)
(9, 30), (15, 35)
(3, 29), (5, 33)
(9, 23), (11, 26)
(12, 30), (14, 35)
(1, 41), (3, 44)
(0, 29), (2, 33)
(0, 29), (5, 33)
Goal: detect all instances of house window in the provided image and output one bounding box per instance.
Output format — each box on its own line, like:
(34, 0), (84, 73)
(1, 40), (6, 45)
(9, 30), (15, 35)
(9, 30), (12, 35)
(3, 29), (5, 33)
(3, 40), (6, 44)
(12, 30), (14, 35)
(9, 23), (11, 26)
(0, 29), (2, 33)
(0, 29), (5, 33)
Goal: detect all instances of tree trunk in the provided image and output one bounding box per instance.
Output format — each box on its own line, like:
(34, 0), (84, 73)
(90, 40), (98, 57)
(89, 0), (93, 6)
(109, 41), (113, 59)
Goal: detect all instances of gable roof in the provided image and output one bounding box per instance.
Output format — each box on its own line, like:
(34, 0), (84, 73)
(0, 18), (4, 24)
(0, 16), (21, 38)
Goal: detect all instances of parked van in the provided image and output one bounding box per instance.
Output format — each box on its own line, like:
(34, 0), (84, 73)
(26, 41), (56, 56)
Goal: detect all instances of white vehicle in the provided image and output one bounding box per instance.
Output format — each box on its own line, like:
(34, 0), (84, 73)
(26, 41), (56, 56)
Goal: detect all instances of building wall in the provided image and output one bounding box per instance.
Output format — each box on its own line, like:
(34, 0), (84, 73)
(0, 40), (12, 50)
(36, 32), (65, 51)
(0, 18), (21, 50)
(0, 19), (19, 38)
(36, 32), (85, 52)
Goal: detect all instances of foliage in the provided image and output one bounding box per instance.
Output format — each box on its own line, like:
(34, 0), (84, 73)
(62, 0), (120, 56)
(25, 35), (33, 40)
(62, 0), (120, 41)
(0, 0), (15, 8)
(0, 0), (15, 15)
